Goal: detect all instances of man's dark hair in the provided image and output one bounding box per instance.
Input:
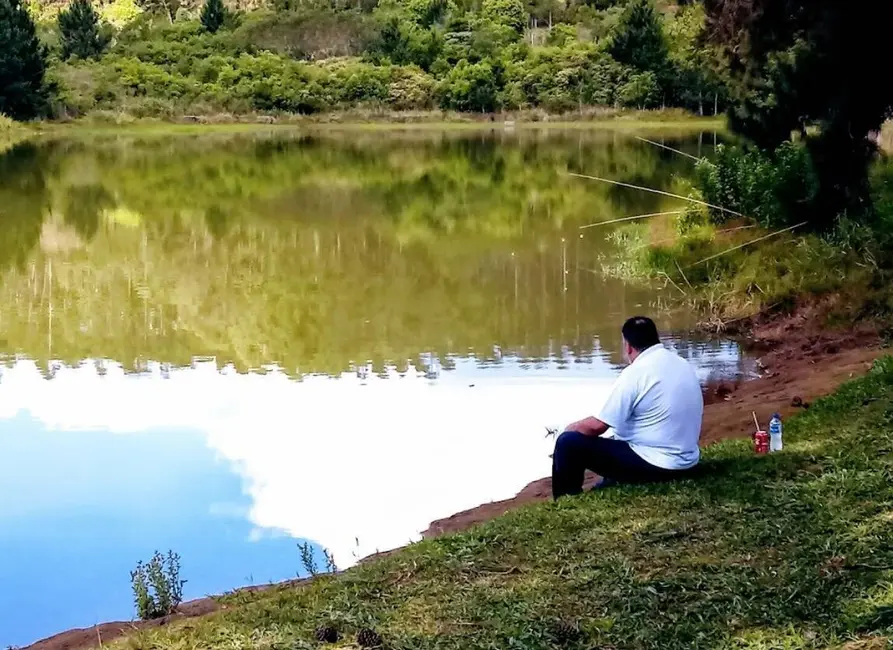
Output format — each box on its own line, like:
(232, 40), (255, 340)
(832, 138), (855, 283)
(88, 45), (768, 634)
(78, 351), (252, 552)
(622, 316), (660, 351)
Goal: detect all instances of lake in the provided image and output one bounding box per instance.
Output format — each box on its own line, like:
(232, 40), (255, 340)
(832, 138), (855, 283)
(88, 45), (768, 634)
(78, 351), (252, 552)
(0, 127), (748, 646)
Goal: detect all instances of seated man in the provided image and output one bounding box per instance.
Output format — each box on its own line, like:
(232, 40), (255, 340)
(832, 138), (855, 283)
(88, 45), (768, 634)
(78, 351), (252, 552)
(552, 316), (703, 499)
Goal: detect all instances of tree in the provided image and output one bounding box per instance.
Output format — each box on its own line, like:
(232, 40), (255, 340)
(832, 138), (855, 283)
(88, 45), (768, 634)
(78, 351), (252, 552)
(0, 0), (49, 120)
(665, 3), (723, 115)
(481, 0), (527, 34)
(370, 15), (442, 70)
(609, 0), (669, 75)
(58, 0), (109, 60)
(200, 0), (227, 32)
(704, 0), (893, 229)
(618, 71), (660, 109)
(437, 58), (500, 112)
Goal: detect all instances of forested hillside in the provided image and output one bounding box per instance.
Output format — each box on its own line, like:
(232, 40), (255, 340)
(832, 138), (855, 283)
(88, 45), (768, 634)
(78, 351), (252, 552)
(5, 0), (724, 119)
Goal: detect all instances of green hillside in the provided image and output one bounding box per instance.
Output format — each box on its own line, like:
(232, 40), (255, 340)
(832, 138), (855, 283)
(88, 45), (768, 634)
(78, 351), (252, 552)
(20, 0), (720, 119)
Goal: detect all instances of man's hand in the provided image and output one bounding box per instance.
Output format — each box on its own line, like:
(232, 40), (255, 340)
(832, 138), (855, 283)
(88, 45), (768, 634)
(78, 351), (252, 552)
(564, 416), (610, 437)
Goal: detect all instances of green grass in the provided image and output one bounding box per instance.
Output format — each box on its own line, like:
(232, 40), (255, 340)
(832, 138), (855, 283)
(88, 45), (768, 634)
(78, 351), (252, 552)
(35, 109), (722, 135)
(117, 358), (893, 650)
(601, 212), (883, 325)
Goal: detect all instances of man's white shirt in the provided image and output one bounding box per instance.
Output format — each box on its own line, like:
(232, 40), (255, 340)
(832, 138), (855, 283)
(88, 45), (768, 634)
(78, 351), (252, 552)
(597, 344), (704, 470)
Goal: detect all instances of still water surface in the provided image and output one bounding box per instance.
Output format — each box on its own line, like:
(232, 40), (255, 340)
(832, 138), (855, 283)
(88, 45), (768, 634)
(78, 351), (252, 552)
(0, 129), (747, 646)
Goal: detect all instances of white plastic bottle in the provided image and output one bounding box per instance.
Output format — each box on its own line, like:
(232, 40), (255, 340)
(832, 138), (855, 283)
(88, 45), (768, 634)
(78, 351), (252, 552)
(769, 413), (783, 452)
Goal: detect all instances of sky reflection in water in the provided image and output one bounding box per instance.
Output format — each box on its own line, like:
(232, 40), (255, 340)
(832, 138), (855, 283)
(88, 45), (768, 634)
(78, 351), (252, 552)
(0, 342), (746, 646)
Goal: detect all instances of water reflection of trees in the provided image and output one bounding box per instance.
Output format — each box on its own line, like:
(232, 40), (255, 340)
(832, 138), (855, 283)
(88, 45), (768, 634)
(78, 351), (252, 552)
(0, 130), (724, 375)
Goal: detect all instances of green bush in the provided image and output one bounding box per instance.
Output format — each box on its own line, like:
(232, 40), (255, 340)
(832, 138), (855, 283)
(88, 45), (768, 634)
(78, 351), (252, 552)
(480, 0), (527, 34)
(403, 0), (453, 28)
(696, 142), (819, 228)
(545, 23), (576, 47)
(437, 58), (499, 112)
(331, 60), (391, 103)
(130, 550), (186, 620)
(504, 43), (626, 110)
(369, 14), (442, 70)
(617, 70), (659, 109)
(387, 65), (435, 109)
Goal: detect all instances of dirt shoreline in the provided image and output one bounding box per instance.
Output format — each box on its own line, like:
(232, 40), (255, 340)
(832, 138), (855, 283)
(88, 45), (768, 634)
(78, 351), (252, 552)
(23, 306), (884, 650)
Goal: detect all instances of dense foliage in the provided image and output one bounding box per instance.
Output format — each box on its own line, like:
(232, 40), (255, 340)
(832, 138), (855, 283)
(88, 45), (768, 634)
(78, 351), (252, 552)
(704, 0), (893, 231)
(58, 0), (110, 60)
(21, 0), (728, 118)
(695, 142), (819, 229)
(0, 0), (50, 120)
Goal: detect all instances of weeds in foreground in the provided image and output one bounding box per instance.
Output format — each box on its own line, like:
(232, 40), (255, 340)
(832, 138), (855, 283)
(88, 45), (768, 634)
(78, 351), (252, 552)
(298, 541), (319, 577)
(130, 551), (185, 620)
(116, 358), (893, 650)
(324, 548), (338, 574)
(298, 541), (339, 578)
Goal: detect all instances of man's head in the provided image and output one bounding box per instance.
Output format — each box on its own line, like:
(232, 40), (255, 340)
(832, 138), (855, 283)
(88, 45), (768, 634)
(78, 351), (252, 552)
(621, 316), (660, 363)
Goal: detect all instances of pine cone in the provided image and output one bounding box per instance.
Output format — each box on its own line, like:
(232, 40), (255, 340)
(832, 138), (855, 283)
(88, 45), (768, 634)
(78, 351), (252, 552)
(356, 628), (383, 648)
(551, 620), (581, 646)
(314, 625), (339, 643)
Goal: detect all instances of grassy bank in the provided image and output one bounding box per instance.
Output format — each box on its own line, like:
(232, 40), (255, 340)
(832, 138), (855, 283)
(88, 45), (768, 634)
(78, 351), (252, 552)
(603, 219), (870, 327)
(112, 358), (893, 649)
(599, 146), (893, 327)
(34, 107), (722, 133)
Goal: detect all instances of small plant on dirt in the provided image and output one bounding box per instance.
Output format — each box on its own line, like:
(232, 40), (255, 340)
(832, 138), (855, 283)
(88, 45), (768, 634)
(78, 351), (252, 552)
(130, 550), (186, 620)
(298, 541), (319, 577)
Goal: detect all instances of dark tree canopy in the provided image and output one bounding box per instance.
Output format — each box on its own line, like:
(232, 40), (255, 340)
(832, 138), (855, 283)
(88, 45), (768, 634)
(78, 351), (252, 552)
(704, 0), (893, 227)
(609, 0), (670, 78)
(58, 0), (109, 60)
(200, 0), (227, 33)
(0, 0), (49, 120)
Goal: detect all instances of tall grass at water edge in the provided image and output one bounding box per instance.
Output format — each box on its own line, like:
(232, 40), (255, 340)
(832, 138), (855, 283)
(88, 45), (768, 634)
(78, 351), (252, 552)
(601, 145), (893, 325)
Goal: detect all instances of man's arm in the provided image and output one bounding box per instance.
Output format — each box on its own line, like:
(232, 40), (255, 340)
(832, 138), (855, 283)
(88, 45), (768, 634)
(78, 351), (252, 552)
(565, 369), (635, 438)
(564, 416), (610, 437)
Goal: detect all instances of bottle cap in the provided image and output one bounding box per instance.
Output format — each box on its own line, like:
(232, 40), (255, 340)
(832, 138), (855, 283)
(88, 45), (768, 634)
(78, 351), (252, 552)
(772, 412), (781, 419)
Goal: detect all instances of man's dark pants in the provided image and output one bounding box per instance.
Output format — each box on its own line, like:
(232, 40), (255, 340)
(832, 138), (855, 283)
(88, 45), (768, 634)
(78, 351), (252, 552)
(551, 431), (695, 499)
